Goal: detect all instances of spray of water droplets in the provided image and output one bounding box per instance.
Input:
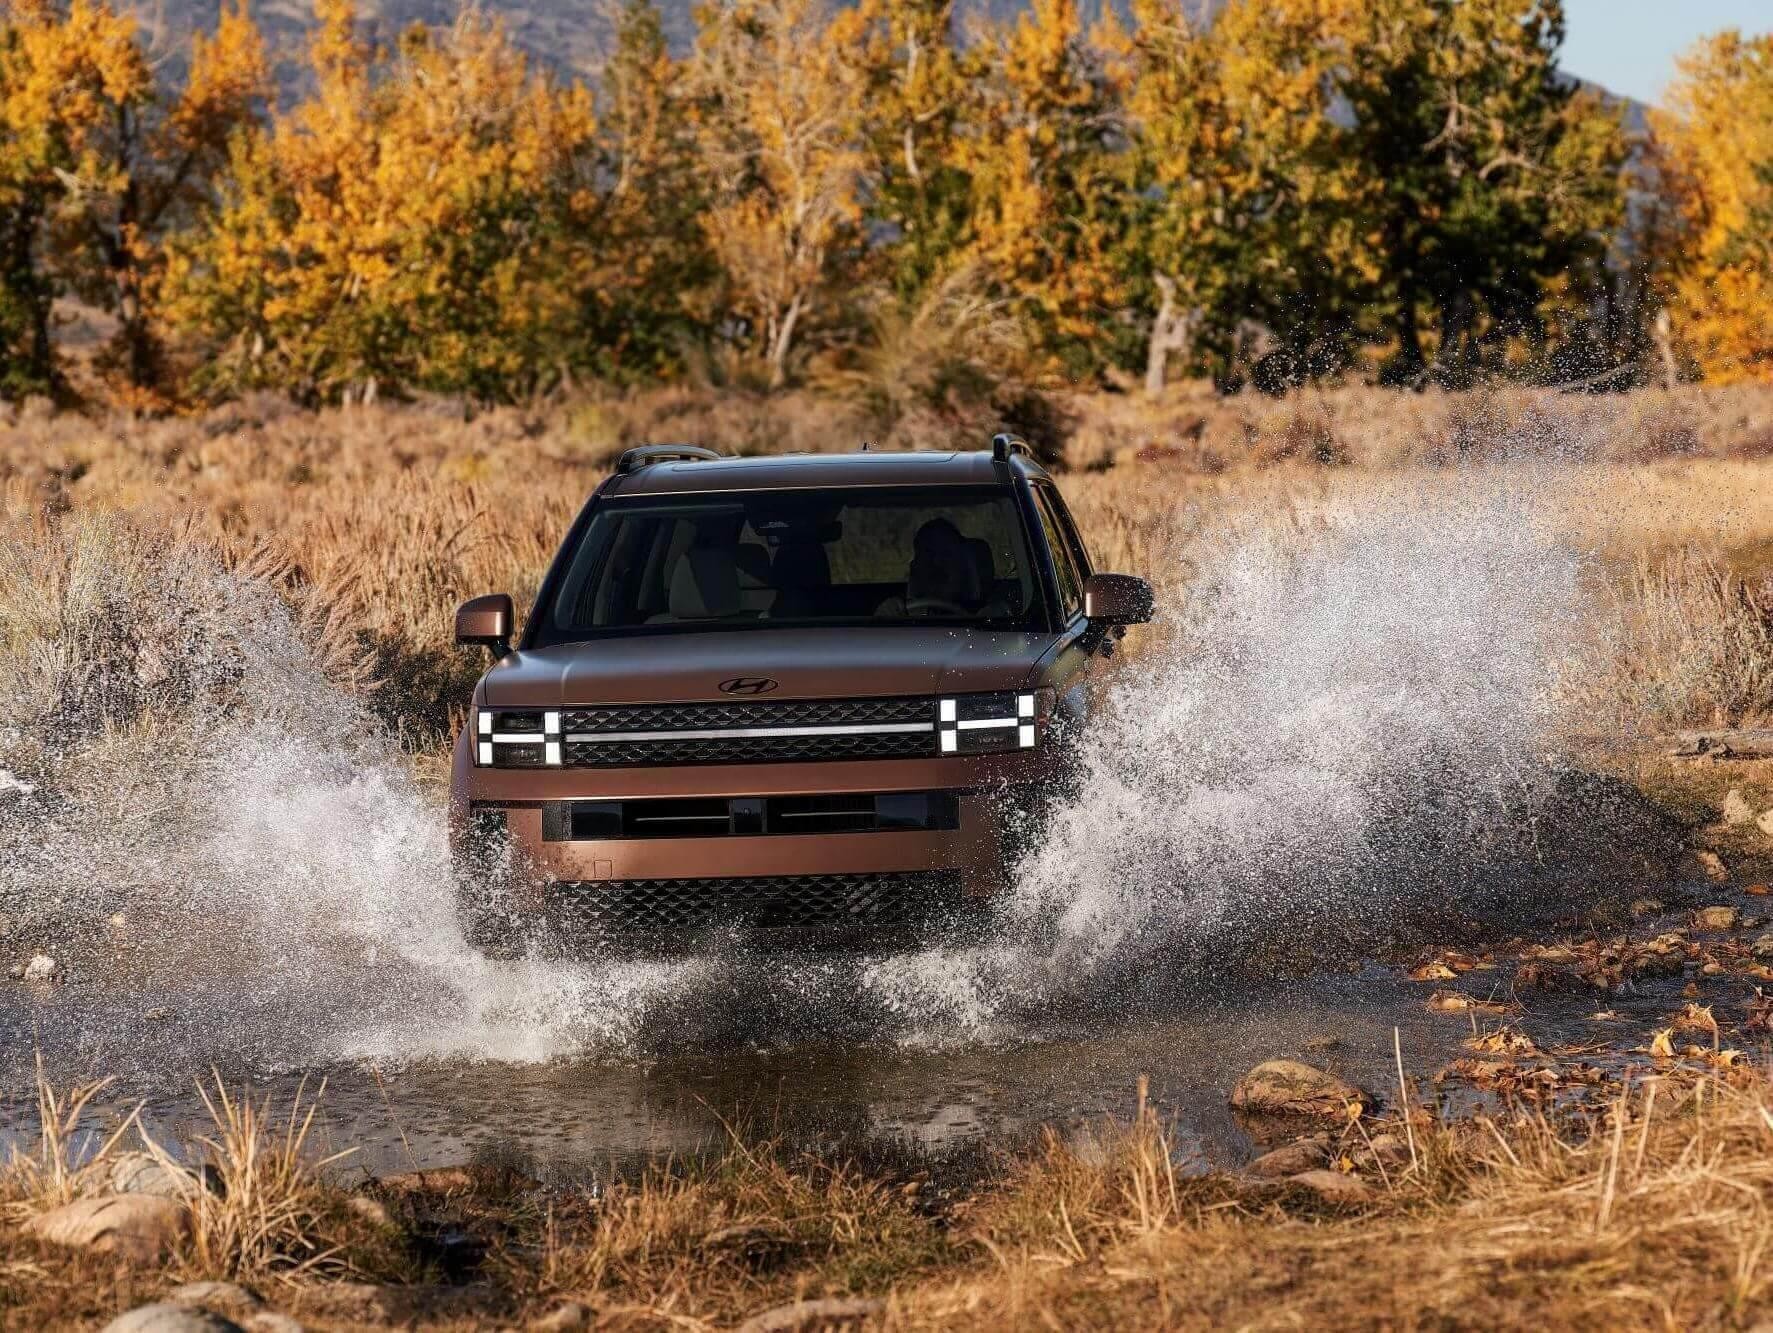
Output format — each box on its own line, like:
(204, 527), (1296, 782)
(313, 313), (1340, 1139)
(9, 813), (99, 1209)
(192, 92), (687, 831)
(1, 475), (1652, 1085)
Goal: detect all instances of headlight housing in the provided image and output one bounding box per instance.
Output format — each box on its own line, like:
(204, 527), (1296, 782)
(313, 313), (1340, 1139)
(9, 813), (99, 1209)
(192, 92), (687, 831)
(475, 708), (562, 767)
(937, 690), (1051, 755)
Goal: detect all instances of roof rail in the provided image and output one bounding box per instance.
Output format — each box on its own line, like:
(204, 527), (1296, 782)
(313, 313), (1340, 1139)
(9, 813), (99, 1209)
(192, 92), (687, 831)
(615, 443), (722, 474)
(990, 432), (1033, 462)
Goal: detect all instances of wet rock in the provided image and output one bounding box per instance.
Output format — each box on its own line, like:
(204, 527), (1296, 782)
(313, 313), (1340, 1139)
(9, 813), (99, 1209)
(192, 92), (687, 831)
(104, 1152), (206, 1200)
(1230, 1060), (1363, 1120)
(736, 1298), (883, 1332)
(101, 1305), (242, 1333)
(1696, 850), (1730, 883)
(1246, 1136), (1328, 1178)
(22, 953), (58, 982)
(27, 1194), (188, 1261)
(1759, 810), (1773, 840)
(1723, 789), (1756, 825)
(168, 1282), (263, 1321)
(528, 1302), (592, 1332)
(1287, 1169), (1377, 1204)
(1697, 906), (1738, 930)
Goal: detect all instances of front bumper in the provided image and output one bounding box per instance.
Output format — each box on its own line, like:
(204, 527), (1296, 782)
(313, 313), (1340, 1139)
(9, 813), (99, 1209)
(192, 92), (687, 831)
(449, 732), (1057, 938)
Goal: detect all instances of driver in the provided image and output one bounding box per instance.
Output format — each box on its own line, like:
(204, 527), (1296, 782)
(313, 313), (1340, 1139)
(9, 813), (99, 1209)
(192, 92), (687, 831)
(874, 517), (982, 618)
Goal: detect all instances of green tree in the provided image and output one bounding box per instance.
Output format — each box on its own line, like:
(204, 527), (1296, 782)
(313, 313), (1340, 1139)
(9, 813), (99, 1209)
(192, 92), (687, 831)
(1121, 0), (1361, 391)
(1332, 0), (1628, 385)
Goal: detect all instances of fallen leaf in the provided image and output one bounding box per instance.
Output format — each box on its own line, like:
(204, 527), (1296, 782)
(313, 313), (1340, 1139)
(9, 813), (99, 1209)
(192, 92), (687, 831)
(1409, 962), (1458, 982)
(1649, 1029), (1676, 1059)
(1465, 1027), (1540, 1057)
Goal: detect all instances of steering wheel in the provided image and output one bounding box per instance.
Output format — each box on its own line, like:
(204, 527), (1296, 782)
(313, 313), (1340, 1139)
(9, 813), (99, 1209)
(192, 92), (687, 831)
(904, 597), (970, 618)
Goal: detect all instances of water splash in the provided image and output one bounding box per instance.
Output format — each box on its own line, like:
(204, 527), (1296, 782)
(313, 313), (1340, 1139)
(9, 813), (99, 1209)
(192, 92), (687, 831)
(862, 480), (1594, 1033)
(1, 478), (1636, 1084)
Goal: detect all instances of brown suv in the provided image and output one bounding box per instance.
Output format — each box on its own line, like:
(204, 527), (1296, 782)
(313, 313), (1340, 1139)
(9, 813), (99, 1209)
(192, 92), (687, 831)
(448, 436), (1152, 952)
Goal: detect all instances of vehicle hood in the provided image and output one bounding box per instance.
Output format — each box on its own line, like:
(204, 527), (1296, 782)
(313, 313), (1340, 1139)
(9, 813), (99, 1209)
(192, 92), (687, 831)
(479, 627), (1054, 706)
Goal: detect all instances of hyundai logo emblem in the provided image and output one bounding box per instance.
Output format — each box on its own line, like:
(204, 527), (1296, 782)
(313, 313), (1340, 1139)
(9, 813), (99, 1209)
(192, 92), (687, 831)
(719, 677), (779, 695)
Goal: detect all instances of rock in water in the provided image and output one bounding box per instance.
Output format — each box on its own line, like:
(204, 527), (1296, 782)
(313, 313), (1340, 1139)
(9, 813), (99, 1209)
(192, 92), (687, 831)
(1696, 906), (1738, 930)
(105, 1152), (205, 1200)
(22, 953), (57, 982)
(26, 1194), (188, 1261)
(1230, 1060), (1363, 1120)
(1723, 789), (1755, 825)
(1246, 1136), (1329, 1178)
(1288, 1169), (1377, 1203)
(102, 1305), (242, 1333)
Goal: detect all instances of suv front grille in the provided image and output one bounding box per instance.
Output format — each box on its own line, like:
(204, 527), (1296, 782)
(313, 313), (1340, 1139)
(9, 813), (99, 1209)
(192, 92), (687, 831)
(562, 698), (932, 733)
(546, 871), (961, 932)
(558, 696), (937, 767)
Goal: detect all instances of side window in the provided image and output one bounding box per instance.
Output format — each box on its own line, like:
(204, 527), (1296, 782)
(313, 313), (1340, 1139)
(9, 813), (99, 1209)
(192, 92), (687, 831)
(1031, 486), (1083, 619)
(1048, 489), (1093, 576)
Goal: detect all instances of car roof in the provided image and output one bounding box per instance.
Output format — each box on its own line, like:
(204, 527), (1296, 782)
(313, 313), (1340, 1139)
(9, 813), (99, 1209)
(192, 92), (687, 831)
(605, 449), (1049, 497)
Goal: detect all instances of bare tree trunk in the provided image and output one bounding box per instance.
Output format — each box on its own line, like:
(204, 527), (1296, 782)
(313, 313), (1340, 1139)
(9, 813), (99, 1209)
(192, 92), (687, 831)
(1144, 273), (1196, 396)
(768, 290), (804, 390)
(1653, 309), (1678, 391)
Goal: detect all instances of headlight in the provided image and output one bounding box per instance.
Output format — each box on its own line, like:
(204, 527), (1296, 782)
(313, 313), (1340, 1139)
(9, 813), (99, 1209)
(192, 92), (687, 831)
(937, 690), (1050, 755)
(475, 708), (562, 767)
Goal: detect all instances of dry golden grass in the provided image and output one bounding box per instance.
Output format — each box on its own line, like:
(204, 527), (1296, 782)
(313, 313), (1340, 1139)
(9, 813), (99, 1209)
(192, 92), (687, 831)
(13, 1063), (1773, 1330)
(3, 385), (1772, 745)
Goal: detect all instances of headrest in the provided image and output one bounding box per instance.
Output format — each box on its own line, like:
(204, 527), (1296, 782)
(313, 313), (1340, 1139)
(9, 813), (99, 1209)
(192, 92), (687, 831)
(771, 539), (831, 589)
(669, 546), (743, 619)
(735, 542), (771, 587)
(965, 537), (995, 598)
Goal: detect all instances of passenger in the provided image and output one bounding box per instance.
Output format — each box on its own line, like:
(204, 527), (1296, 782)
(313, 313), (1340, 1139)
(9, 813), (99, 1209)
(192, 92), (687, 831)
(874, 517), (982, 618)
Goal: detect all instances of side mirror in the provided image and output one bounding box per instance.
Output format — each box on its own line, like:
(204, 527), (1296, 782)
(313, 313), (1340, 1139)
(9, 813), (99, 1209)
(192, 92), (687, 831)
(456, 593), (514, 659)
(1083, 573), (1153, 626)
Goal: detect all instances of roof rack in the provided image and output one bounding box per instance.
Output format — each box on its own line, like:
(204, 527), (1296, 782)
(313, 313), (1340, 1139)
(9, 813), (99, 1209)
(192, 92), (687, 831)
(615, 443), (723, 474)
(990, 432), (1033, 462)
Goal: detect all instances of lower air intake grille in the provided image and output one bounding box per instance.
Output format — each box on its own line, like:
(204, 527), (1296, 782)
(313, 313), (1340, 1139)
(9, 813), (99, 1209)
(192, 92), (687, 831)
(547, 872), (960, 933)
(562, 731), (932, 767)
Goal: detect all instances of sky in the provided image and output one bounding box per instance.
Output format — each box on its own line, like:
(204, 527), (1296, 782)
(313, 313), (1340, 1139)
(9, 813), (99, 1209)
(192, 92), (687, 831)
(1562, 0), (1772, 106)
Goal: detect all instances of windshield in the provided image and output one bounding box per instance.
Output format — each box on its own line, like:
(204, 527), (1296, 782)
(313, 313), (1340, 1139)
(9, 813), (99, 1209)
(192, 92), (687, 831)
(532, 485), (1045, 643)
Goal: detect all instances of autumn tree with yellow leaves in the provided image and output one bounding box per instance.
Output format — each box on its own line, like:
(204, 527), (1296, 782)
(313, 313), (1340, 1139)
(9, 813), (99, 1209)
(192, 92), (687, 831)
(0, 0), (264, 399)
(164, 0), (597, 402)
(1652, 30), (1773, 384)
(954, 0), (1133, 378)
(687, 0), (873, 389)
